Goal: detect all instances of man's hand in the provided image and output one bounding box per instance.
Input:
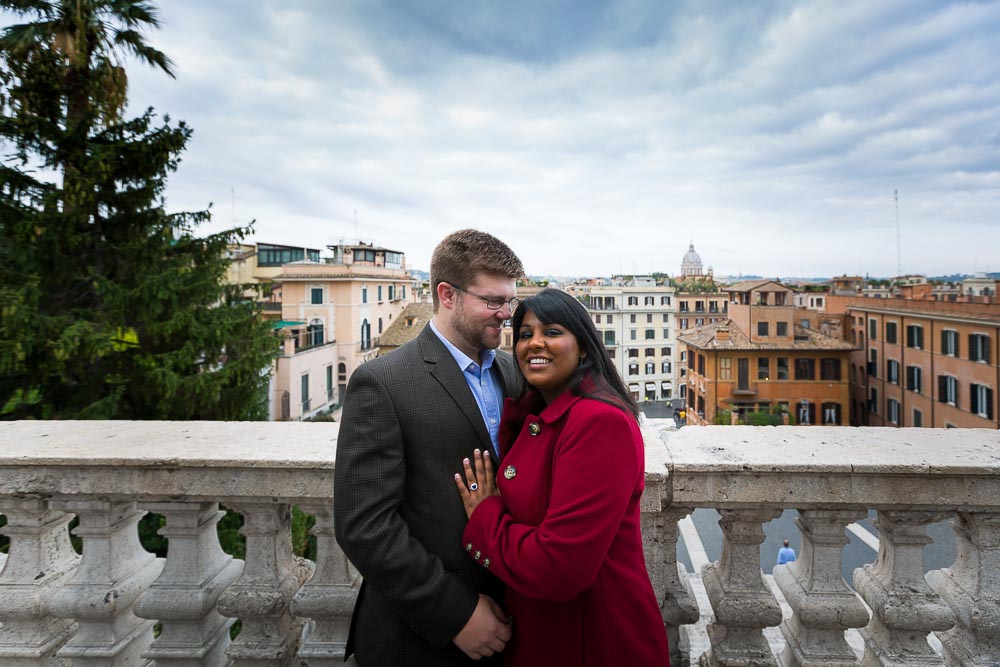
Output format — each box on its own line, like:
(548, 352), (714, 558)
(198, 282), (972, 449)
(453, 594), (512, 660)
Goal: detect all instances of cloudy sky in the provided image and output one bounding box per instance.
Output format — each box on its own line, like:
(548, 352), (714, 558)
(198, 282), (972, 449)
(34, 1), (1000, 277)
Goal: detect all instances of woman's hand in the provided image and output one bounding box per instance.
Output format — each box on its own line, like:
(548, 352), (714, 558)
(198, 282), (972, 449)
(454, 449), (499, 518)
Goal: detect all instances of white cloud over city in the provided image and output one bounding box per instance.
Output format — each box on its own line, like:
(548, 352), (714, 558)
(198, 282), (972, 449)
(53, 0), (1000, 277)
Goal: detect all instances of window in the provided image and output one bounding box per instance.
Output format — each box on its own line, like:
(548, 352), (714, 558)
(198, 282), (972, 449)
(645, 329), (655, 340)
(970, 334), (991, 363)
(646, 314), (653, 324)
(869, 388), (878, 415)
(662, 347), (671, 356)
(603, 331), (615, 345)
(607, 348), (616, 359)
(628, 348), (639, 358)
(777, 322), (788, 337)
(906, 365), (922, 393)
(869, 318), (877, 340)
(662, 328), (670, 339)
(377, 285), (383, 301)
(757, 357), (769, 380)
(301, 374), (311, 413)
(798, 401), (815, 425)
(681, 350), (688, 362)
(913, 408), (922, 427)
(757, 322), (769, 337)
(401, 285), (406, 300)
(662, 361), (672, 373)
(306, 320), (324, 347)
(645, 362), (655, 374)
(594, 314), (601, 324)
(645, 296), (655, 306)
(361, 286), (368, 303)
(645, 347), (655, 357)
(695, 318), (704, 326)
(820, 358), (841, 381)
(628, 296), (638, 306)
(389, 285), (395, 300)
(628, 363), (639, 376)
(886, 359), (900, 385)
(630, 314), (637, 324)
(888, 398), (900, 425)
(680, 302), (690, 313)
(971, 384), (994, 419)
(360, 320), (372, 350)
(822, 402), (841, 425)
(795, 358), (815, 380)
(906, 324), (924, 349)
(607, 314), (614, 324)
(326, 365), (334, 401)
(868, 349), (878, 377)
(311, 287), (323, 305)
(630, 330), (637, 340)
(662, 314), (669, 322)
(720, 357), (732, 380)
(938, 375), (958, 406)
(697, 354), (705, 376)
(378, 317), (383, 334)
(680, 318), (689, 330)
(941, 330), (958, 356)
(661, 296), (671, 306)
(885, 322), (898, 344)
(777, 357), (789, 380)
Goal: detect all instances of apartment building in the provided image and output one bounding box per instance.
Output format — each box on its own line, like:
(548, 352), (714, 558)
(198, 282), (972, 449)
(848, 299), (1000, 428)
(678, 280), (854, 425)
(270, 242), (415, 420)
(583, 283), (677, 403)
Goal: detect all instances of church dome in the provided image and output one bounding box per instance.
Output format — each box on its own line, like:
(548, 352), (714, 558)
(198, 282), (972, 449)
(681, 243), (703, 277)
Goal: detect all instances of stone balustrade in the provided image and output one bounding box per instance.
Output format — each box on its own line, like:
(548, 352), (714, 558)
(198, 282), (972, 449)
(2, 421), (999, 667)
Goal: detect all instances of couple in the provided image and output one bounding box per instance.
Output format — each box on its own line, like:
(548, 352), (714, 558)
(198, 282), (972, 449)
(334, 229), (670, 666)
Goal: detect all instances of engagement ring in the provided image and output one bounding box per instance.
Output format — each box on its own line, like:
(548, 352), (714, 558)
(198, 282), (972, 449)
(469, 482), (479, 492)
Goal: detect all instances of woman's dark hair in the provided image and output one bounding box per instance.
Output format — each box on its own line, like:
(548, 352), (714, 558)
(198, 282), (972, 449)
(511, 288), (640, 420)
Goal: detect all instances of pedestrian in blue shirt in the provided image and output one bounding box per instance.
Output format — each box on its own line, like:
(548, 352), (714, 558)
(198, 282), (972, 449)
(777, 539), (797, 565)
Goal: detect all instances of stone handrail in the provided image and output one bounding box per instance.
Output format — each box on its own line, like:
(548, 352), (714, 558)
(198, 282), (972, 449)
(2, 421), (999, 666)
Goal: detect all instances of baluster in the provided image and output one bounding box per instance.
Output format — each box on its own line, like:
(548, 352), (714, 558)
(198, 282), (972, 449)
(927, 511), (1000, 666)
(291, 502), (359, 666)
(0, 499), (79, 665)
(216, 502), (314, 667)
(774, 509), (868, 667)
(700, 508), (783, 667)
(47, 499), (164, 666)
(853, 510), (954, 666)
(641, 486), (699, 667)
(134, 502), (244, 666)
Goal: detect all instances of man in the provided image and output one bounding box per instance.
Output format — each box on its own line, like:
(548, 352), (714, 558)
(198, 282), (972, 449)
(776, 538), (797, 565)
(335, 229), (524, 665)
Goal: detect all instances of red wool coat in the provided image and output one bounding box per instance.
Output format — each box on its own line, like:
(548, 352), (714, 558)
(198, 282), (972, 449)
(463, 390), (670, 666)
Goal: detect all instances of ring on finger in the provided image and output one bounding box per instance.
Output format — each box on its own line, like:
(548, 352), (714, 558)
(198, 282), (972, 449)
(469, 482), (479, 492)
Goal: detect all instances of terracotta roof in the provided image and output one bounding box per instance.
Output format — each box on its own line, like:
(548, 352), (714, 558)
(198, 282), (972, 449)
(379, 303), (434, 348)
(677, 319), (854, 351)
(726, 279), (789, 292)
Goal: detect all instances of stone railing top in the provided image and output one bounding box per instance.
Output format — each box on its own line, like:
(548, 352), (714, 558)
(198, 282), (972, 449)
(1, 421), (339, 502)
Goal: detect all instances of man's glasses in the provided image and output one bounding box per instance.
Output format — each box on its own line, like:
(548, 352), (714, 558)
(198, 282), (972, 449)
(448, 283), (520, 312)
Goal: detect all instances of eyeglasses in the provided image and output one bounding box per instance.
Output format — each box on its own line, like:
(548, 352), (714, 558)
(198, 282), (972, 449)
(448, 283), (520, 312)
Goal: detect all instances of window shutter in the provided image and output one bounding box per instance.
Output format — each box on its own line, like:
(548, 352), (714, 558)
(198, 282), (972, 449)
(988, 388), (995, 420)
(985, 339), (991, 364)
(971, 385), (979, 415)
(969, 334), (975, 360)
(938, 375), (947, 403)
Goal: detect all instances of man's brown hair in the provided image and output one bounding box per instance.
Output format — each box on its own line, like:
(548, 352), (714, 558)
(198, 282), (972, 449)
(430, 229), (524, 311)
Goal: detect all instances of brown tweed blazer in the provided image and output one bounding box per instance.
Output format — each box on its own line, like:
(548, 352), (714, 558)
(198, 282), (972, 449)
(334, 324), (519, 666)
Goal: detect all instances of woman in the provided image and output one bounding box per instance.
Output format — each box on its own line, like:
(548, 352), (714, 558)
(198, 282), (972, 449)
(454, 288), (670, 666)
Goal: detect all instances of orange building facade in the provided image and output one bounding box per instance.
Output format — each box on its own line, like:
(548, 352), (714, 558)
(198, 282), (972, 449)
(848, 300), (999, 428)
(678, 281), (854, 426)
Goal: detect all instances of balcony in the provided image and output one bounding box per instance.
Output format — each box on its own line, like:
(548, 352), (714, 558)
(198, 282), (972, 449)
(2, 422), (998, 666)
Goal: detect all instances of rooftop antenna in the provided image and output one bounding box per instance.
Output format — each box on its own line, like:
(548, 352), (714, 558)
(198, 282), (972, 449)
(895, 190), (901, 278)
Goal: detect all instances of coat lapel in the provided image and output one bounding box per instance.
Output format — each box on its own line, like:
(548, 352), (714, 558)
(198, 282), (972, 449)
(418, 326), (494, 453)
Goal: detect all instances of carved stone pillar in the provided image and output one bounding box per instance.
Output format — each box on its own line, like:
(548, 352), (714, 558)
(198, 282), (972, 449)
(47, 499), (164, 666)
(291, 503), (358, 666)
(853, 511), (954, 667)
(700, 508), (783, 667)
(641, 499), (699, 667)
(134, 502), (244, 666)
(217, 502), (315, 667)
(774, 509), (868, 667)
(926, 511), (1000, 666)
(0, 498), (80, 665)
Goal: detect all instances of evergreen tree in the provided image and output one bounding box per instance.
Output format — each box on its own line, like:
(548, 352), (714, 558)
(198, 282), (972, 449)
(0, 1), (276, 419)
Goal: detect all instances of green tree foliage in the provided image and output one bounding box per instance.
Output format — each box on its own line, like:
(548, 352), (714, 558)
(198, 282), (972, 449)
(0, 0), (276, 419)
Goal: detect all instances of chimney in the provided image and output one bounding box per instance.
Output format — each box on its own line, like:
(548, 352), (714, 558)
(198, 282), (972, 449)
(716, 326), (730, 342)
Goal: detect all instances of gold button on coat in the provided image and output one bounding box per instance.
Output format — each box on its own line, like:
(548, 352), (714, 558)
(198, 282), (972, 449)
(504, 465), (517, 480)
(528, 422), (541, 436)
